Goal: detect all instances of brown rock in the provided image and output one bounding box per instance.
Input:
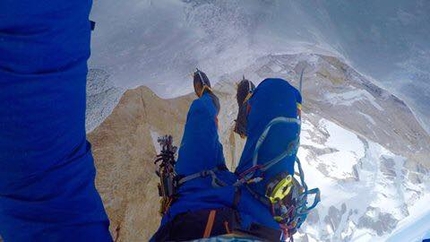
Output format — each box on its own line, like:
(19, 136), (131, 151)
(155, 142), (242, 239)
(88, 84), (245, 241)
(88, 86), (195, 241)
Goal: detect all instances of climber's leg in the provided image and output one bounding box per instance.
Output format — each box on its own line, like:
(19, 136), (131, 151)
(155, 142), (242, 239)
(0, 1), (111, 241)
(235, 78), (302, 195)
(175, 92), (225, 176)
(155, 91), (235, 232)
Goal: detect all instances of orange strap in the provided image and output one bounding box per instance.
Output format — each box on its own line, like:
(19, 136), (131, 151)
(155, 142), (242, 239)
(203, 210), (217, 238)
(224, 221), (231, 234)
(198, 85), (212, 97)
(243, 92), (253, 104)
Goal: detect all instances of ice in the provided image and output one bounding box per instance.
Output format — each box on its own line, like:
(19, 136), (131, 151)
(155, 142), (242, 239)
(358, 112), (376, 125)
(149, 129), (161, 154)
(325, 89), (384, 111)
(296, 115), (428, 241)
(385, 194), (430, 242)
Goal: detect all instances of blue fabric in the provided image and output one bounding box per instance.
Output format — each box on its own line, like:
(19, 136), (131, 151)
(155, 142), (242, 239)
(162, 93), (237, 225)
(236, 78), (302, 197)
(236, 78), (302, 229)
(155, 78), (302, 237)
(175, 93), (225, 176)
(0, 1), (112, 241)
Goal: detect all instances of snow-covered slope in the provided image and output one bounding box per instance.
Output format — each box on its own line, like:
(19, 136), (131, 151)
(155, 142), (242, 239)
(86, 69), (125, 132)
(298, 118), (428, 241)
(219, 53), (430, 241)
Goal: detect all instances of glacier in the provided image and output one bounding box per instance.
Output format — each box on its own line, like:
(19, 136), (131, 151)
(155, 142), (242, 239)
(298, 118), (427, 241)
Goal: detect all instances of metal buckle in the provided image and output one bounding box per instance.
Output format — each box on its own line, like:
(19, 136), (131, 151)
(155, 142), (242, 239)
(265, 174), (293, 204)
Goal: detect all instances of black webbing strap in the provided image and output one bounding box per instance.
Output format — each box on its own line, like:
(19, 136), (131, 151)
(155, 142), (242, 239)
(232, 187), (242, 209)
(178, 164), (228, 187)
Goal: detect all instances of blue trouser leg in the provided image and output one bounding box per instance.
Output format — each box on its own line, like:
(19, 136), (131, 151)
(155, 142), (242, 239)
(235, 78), (302, 230)
(235, 78), (302, 189)
(175, 93), (225, 176)
(154, 79), (302, 237)
(0, 0), (111, 241)
(157, 93), (237, 226)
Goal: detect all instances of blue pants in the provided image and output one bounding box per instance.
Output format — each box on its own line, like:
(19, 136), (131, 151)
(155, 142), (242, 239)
(157, 78), (302, 235)
(0, 0), (111, 241)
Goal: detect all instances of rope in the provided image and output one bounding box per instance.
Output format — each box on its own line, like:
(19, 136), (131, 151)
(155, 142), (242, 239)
(253, 117), (301, 168)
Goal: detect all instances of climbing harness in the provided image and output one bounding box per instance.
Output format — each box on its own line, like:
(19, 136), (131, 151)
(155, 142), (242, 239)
(233, 116), (301, 187)
(231, 69), (320, 241)
(265, 173), (294, 204)
(176, 113), (319, 240)
(154, 135), (179, 216)
(154, 70), (320, 241)
(239, 157), (320, 241)
(178, 165), (228, 188)
(270, 158), (320, 241)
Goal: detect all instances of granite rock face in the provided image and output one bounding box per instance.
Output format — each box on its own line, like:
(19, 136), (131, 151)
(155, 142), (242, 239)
(87, 84), (245, 241)
(88, 86), (193, 241)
